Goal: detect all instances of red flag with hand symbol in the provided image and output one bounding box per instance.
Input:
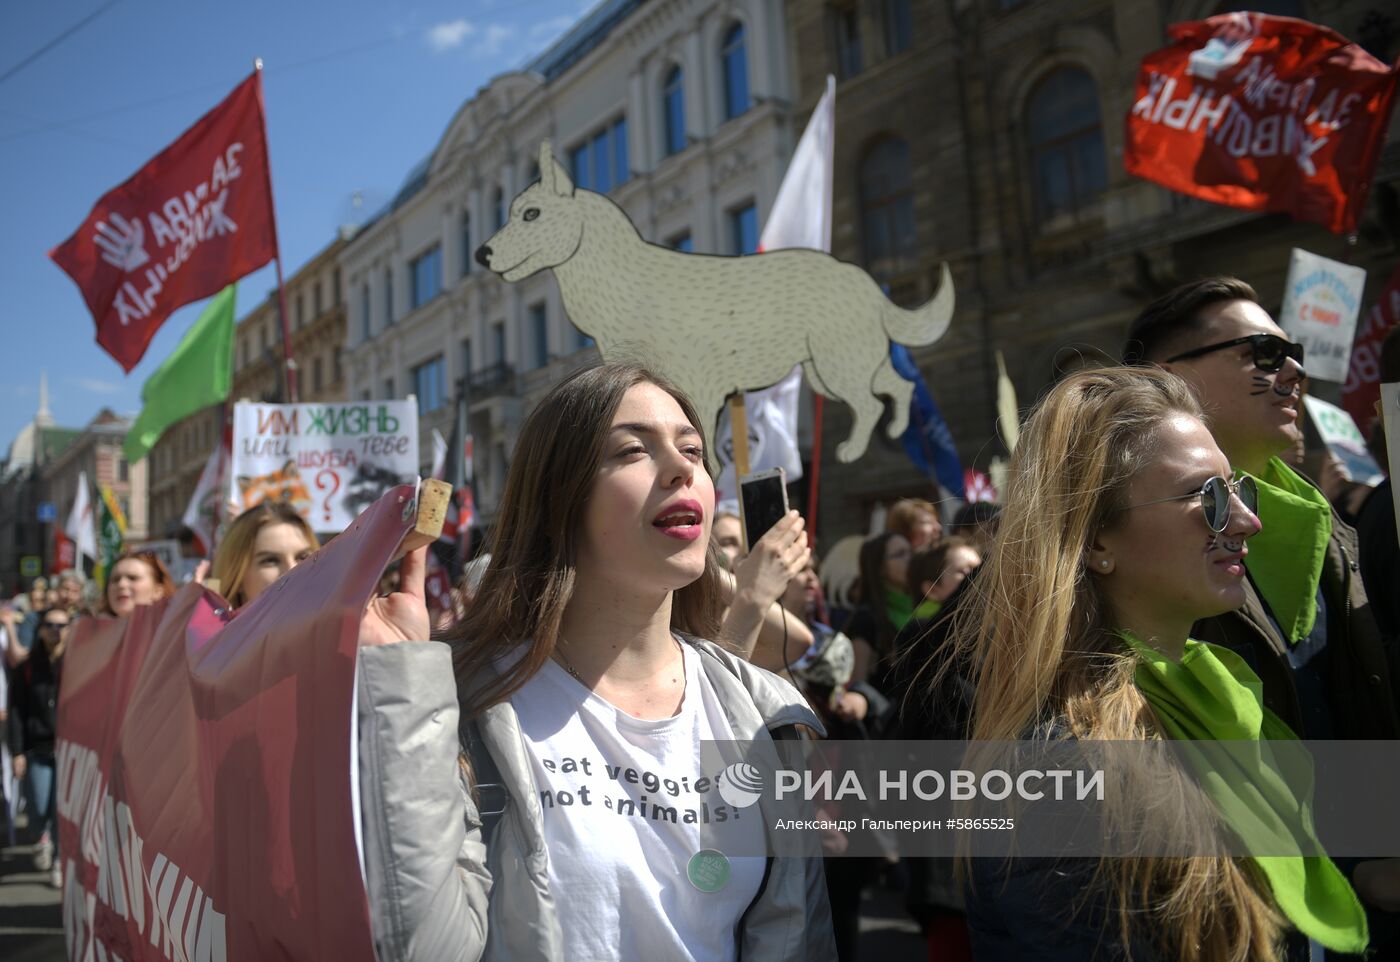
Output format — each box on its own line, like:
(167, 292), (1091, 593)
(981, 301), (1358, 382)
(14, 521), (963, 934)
(50, 71), (278, 371)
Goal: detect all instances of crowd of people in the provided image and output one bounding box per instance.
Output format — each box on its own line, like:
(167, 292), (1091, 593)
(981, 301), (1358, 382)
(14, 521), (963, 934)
(2, 274), (1399, 961)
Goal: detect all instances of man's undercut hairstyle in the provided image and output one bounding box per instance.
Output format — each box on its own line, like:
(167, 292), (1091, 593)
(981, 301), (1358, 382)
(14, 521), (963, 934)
(1122, 276), (1260, 366)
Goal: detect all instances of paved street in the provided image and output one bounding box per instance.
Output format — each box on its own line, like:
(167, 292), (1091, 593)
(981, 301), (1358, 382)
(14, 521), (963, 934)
(0, 841), (65, 962)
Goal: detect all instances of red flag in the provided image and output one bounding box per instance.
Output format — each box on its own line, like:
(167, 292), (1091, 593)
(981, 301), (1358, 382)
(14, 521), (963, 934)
(50, 72), (279, 372)
(1125, 13), (1399, 235)
(53, 527), (75, 574)
(1341, 260), (1400, 436)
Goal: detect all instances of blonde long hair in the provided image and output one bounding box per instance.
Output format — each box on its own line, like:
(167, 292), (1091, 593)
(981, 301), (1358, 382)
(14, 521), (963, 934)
(945, 366), (1285, 962)
(210, 502), (320, 608)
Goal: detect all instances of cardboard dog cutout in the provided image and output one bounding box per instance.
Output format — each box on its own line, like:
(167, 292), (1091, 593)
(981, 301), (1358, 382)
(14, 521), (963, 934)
(477, 142), (955, 462)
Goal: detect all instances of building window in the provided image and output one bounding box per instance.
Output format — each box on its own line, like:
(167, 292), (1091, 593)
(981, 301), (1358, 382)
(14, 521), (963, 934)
(1025, 67), (1107, 223)
(333, 348), (343, 385)
(383, 377), (395, 400)
(569, 118), (630, 193)
(669, 232), (694, 252)
(491, 322), (506, 364)
(883, 0), (912, 55)
(833, 3), (862, 79)
(361, 283), (371, 340)
(461, 339), (473, 381)
(529, 303), (549, 369)
(411, 245), (443, 309)
(663, 66), (686, 156)
(384, 267), (395, 325)
(729, 203), (759, 255)
(118, 459), (128, 482)
(493, 188), (505, 231)
(296, 293), (305, 329)
(414, 356), (447, 413)
(361, 388), (372, 402)
(314, 281), (323, 317)
(859, 137), (918, 280)
(721, 23), (750, 120)
(313, 355), (324, 393)
(259, 325), (267, 354)
(334, 268), (342, 305)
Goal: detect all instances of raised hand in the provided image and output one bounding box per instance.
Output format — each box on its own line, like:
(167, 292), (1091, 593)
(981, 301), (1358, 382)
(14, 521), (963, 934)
(94, 212), (149, 272)
(360, 545), (431, 647)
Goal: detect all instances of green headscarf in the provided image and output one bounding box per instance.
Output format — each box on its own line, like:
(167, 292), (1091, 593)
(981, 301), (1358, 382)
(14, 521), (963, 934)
(1242, 458), (1332, 645)
(883, 584), (915, 631)
(1123, 632), (1367, 953)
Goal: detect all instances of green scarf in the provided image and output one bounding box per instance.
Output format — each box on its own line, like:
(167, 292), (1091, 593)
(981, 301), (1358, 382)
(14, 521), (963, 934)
(1243, 458), (1332, 645)
(913, 598), (942, 621)
(883, 585), (915, 631)
(1123, 633), (1368, 953)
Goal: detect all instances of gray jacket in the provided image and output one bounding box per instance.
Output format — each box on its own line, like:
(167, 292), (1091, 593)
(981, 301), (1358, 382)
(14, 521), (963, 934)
(357, 636), (837, 962)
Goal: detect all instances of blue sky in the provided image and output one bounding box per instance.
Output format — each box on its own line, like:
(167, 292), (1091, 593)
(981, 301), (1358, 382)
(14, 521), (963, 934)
(0, 0), (586, 457)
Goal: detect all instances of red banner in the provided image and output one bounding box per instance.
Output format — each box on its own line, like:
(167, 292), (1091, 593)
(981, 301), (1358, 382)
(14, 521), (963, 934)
(55, 485), (419, 960)
(1125, 13), (1399, 235)
(50, 72), (278, 372)
(1342, 260), (1400, 436)
(53, 527), (75, 574)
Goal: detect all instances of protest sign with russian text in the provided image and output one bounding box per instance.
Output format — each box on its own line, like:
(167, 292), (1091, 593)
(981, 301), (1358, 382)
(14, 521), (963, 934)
(1342, 261), (1400, 436)
(1278, 248), (1366, 382)
(230, 399), (418, 532)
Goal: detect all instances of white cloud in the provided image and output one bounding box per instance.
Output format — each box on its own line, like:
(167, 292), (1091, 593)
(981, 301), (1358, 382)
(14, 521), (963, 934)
(73, 377), (122, 395)
(426, 19), (475, 52)
(474, 23), (518, 59)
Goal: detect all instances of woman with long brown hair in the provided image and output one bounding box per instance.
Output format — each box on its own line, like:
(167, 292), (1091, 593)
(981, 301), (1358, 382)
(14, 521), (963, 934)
(355, 361), (835, 961)
(949, 367), (1367, 961)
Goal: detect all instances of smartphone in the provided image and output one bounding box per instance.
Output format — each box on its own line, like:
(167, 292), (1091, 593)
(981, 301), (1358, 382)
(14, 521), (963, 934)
(739, 467), (789, 550)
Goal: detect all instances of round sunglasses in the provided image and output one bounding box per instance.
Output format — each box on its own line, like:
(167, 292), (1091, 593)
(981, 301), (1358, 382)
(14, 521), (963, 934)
(1126, 475), (1258, 533)
(1165, 334), (1304, 373)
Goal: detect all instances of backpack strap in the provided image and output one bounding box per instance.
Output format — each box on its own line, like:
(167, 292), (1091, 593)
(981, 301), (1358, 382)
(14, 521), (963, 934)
(461, 716), (510, 839)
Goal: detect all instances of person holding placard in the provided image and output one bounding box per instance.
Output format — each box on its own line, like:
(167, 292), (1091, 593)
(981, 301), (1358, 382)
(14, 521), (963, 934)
(353, 362), (835, 961)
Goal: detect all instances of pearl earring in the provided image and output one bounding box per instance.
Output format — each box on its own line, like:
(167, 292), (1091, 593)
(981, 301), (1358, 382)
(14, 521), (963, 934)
(1099, 560), (1110, 569)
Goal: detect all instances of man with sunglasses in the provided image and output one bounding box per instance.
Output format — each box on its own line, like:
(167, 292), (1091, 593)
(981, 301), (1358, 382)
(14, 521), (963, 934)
(1124, 276), (1399, 744)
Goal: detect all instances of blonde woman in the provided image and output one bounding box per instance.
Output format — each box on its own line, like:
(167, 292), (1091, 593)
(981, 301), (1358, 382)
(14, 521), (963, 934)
(947, 367), (1367, 962)
(210, 502), (320, 609)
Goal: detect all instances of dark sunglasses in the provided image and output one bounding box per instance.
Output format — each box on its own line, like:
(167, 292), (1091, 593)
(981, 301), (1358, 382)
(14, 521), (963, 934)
(1165, 334), (1304, 373)
(1126, 475), (1258, 533)
(40, 620), (68, 630)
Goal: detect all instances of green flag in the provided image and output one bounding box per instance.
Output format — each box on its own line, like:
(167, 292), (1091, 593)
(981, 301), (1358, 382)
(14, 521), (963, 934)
(123, 285), (236, 463)
(95, 484), (127, 591)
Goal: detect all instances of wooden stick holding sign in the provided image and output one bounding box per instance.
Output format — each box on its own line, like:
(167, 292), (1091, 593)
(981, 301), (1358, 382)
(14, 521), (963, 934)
(727, 394), (752, 478)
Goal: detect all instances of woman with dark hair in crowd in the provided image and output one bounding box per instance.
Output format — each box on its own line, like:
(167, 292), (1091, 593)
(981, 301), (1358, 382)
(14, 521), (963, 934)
(7, 606), (71, 889)
(99, 551), (177, 618)
(210, 502), (321, 609)
(946, 366), (1366, 961)
(354, 361), (835, 961)
(845, 530), (913, 686)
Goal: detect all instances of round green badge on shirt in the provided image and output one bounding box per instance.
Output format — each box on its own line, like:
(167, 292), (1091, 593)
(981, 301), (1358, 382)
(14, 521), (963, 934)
(687, 850), (731, 893)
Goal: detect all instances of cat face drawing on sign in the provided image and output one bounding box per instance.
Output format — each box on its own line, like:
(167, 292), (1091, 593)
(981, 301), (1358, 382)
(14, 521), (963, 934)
(476, 141), (955, 463)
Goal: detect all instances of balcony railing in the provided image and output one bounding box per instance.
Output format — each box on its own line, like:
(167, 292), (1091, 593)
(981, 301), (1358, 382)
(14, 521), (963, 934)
(469, 362), (516, 399)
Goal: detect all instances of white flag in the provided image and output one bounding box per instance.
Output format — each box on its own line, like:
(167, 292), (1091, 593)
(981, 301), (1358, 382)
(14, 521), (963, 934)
(65, 471), (97, 563)
(183, 443), (228, 555)
(714, 75), (836, 502)
(431, 428), (449, 480)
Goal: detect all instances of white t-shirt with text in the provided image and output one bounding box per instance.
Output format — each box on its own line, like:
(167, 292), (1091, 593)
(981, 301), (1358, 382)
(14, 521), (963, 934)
(509, 643), (767, 961)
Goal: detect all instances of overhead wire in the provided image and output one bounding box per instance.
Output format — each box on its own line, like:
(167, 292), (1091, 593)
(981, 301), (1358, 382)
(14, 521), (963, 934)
(0, 0), (124, 87)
